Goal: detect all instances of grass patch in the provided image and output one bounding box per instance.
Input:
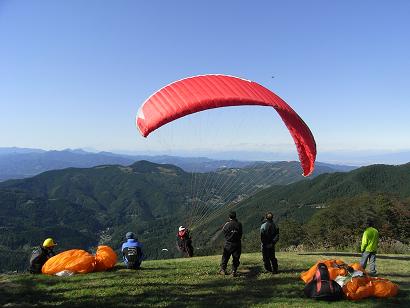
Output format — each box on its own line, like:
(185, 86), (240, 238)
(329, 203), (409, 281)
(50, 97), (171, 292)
(1, 252), (409, 307)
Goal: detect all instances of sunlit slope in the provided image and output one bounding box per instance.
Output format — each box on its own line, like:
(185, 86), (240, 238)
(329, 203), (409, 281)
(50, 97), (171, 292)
(193, 163), (410, 251)
(0, 252), (408, 307)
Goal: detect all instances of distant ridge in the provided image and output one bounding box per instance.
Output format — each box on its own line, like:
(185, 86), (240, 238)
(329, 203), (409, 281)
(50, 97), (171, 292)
(0, 160), (409, 272)
(0, 147), (355, 181)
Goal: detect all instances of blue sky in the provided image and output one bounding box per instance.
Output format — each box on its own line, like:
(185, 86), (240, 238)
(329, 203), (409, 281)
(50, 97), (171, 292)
(1, 0), (409, 163)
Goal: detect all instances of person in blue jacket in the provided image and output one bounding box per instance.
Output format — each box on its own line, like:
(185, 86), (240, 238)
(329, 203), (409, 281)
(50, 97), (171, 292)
(121, 232), (144, 269)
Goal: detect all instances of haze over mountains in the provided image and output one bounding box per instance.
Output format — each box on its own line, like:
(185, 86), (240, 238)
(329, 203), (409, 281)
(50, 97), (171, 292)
(0, 147), (356, 182)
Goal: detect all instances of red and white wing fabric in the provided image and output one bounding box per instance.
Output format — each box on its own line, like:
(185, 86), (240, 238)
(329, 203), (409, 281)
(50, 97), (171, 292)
(136, 75), (316, 176)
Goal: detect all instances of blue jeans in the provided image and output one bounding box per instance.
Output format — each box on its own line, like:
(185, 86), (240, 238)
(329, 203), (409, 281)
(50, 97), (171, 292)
(360, 251), (377, 275)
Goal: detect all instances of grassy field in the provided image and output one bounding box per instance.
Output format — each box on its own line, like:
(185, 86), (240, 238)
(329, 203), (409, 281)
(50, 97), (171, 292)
(0, 252), (409, 307)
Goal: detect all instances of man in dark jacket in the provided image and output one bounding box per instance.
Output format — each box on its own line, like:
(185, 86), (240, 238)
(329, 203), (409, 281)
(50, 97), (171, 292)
(121, 232), (144, 269)
(29, 238), (57, 274)
(260, 212), (279, 273)
(219, 211), (242, 277)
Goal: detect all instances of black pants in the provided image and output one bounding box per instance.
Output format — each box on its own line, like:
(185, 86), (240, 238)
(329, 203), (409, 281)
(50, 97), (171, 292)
(178, 241), (194, 257)
(186, 242), (194, 257)
(262, 245), (278, 273)
(126, 260), (142, 270)
(29, 263), (43, 274)
(220, 242), (241, 272)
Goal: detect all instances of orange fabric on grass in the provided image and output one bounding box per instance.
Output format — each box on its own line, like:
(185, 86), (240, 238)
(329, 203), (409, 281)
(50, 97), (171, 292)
(42, 245), (117, 275)
(42, 249), (95, 274)
(94, 245), (117, 271)
(300, 259), (346, 283)
(301, 259), (399, 300)
(344, 276), (399, 300)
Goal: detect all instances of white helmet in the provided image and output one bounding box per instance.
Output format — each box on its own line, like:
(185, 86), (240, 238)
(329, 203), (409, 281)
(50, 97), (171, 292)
(179, 226), (186, 232)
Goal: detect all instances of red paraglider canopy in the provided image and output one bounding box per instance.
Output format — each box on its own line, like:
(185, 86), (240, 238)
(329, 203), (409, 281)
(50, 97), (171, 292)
(136, 74), (316, 176)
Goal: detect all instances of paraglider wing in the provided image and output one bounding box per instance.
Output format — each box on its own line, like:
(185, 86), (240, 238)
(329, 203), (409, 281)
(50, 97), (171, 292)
(136, 75), (316, 176)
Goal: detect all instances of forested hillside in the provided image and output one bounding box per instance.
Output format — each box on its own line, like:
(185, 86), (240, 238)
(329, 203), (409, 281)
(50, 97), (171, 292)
(0, 160), (334, 271)
(0, 162), (409, 272)
(193, 164), (410, 254)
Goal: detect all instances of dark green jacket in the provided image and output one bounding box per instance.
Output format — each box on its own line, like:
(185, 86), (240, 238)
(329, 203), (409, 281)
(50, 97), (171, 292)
(260, 220), (279, 246)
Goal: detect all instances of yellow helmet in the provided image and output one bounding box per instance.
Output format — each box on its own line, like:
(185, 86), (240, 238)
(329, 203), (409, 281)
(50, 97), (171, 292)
(43, 238), (57, 248)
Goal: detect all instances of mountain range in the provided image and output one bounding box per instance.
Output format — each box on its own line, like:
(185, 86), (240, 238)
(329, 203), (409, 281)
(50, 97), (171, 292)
(0, 147), (355, 181)
(0, 155), (408, 272)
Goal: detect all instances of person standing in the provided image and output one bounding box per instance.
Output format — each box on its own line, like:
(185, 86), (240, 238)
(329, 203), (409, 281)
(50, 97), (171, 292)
(260, 212), (279, 274)
(360, 220), (379, 276)
(219, 211), (242, 277)
(29, 238), (57, 274)
(176, 226), (194, 257)
(121, 232), (144, 269)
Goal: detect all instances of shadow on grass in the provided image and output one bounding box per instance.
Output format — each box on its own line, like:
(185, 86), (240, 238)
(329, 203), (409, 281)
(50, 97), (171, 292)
(111, 263), (180, 271)
(59, 275), (304, 307)
(387, 272), (410, 278)
(0, 265), (302, 308)
(0, 276), (51, 306)
(277, 268), (306, 274)
(298, 252), (410, 261)
(1, 261), (408, 308)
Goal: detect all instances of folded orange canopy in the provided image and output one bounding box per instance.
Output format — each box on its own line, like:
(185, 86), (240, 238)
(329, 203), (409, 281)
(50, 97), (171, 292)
(300, 259), (361, 283)
(344, 277), (399, 300)
(42, 245), (117, 275)
(300, 259), (399, 300)
(94, 245), (117, 272)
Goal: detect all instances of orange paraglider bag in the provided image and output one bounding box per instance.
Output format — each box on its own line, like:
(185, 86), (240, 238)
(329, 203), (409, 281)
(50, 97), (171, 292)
(343, 277), (374, 300)
(42, 249), (95, 274)
(300, 260), (346, 283)
(94, 245), (117, 271)
(350, 263), (365, 272)
(301, 259), (399, 300)
(372, 278), (399, 298)
(344, 277), (399, 300)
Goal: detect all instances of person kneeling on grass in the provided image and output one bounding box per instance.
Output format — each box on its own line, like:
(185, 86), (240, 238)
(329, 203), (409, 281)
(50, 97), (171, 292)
(29, 238), (57, 274)
(121, 232), (144, 269)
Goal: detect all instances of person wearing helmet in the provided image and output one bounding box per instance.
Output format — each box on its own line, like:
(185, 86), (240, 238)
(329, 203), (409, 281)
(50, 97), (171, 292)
(176, 226), (194, 257)
(219, 211), (242, 277)
(29, 238), (57, 274)
(260, 212), (279, 274)
(121, 232), (144, 269)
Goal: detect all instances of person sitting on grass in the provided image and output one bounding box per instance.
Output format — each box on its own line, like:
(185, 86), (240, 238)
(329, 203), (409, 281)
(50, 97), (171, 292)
(121, 232), (144, 269)
(29, 238), (57, 274)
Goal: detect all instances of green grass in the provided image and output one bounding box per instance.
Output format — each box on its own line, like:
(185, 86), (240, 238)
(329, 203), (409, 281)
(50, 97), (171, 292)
(1, 252), (409, 307)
